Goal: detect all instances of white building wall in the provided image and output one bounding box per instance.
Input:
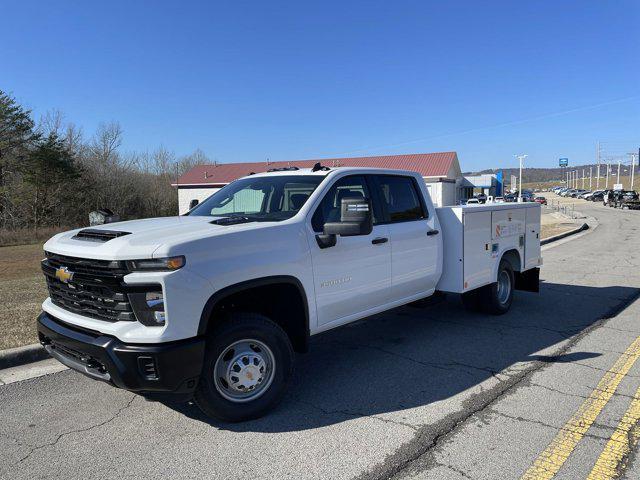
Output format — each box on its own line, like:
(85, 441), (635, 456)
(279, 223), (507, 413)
(178, 187), (220, 214)
(424, 180), (458, 207)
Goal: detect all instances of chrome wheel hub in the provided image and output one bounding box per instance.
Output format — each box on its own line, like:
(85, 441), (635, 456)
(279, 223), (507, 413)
(214, 339), (275, 403)
(497, 270), (511, 305)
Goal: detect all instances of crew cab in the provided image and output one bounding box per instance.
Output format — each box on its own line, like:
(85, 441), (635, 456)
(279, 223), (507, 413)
(37, 166), (542, 422)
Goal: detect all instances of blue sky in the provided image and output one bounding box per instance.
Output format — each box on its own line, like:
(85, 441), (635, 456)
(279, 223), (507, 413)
(1, 1), (638, 171)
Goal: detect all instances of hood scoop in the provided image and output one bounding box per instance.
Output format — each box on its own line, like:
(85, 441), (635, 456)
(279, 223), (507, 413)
(210, 216), (252, 226)
(72, 228), (132, 242)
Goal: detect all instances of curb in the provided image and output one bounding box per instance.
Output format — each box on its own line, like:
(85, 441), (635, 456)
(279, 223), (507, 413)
(541, 222), (589, 245)
(0, 343), (48, 370)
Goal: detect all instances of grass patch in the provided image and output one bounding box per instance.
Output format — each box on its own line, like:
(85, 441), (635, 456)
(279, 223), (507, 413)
(0, 226), (73, 247)
(0, 243), (48, 350)
(541, 222), (579, 239)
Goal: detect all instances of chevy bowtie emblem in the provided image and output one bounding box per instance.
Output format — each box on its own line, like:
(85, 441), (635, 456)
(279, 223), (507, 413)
(55, 266), (74, 284)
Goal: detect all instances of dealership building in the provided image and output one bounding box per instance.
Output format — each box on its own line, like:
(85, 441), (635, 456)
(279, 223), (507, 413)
(174, 152), (482, 214)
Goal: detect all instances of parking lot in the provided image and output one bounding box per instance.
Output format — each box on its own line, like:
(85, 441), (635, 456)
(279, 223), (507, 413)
(2, 198), (640, 479)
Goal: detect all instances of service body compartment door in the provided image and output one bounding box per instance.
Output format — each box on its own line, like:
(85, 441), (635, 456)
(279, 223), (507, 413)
(491, 208), (526, 271)
(524, 206), (542, 269)
(463, 210), (494, 290)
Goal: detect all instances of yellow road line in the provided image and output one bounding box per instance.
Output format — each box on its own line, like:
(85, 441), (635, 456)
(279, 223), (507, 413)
(586, 385), (640, 479)
(521, 336), (640, 480)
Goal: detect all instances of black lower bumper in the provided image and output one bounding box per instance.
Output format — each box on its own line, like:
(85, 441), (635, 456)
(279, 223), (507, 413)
(37, 312), (205, 396)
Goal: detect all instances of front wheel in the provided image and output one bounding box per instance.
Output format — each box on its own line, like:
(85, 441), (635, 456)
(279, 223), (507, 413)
(194, 312), (294, 422)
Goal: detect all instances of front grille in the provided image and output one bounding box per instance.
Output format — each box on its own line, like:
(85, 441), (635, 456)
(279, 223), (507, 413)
(42, 252), (136, 322)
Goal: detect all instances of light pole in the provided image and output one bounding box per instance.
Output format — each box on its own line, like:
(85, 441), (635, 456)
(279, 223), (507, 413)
(629, 152), (638, 190)
(514, 154), (527, 202)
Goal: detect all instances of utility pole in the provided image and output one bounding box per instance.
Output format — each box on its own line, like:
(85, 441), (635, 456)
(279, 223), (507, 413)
(606, 162), (610, 189)
(514, 154), (527, 202)
(589, 166), (592, 190)
(582, 169), (585, 189)
(617, 158), (622, 185)
(596, 141), (601, 189)
(629, 151), (639, 190)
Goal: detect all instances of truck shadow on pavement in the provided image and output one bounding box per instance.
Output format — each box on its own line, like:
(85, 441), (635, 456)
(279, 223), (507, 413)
(168, 281), (639, 433)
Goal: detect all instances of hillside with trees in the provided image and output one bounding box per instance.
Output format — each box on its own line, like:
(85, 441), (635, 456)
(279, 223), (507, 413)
(0, 90), (207, 245)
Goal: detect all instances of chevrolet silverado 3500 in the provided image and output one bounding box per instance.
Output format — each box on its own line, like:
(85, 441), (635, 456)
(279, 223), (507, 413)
(38, 166), (541, 422)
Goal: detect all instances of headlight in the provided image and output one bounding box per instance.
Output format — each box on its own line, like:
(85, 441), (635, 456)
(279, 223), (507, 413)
(129, 291), (166, 326)
(127, 256), (185, 272)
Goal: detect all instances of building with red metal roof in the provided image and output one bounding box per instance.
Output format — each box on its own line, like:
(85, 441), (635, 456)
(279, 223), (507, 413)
(174, 152), (463, 213)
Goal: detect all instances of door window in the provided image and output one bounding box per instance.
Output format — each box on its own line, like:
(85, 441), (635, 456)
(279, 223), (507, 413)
(372, 175), (427, 223)
(312, 175), (372, 232)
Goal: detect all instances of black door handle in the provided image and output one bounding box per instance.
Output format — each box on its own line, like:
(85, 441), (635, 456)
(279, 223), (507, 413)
(427, 229), (439, 236)
(371, 237), (388, 245)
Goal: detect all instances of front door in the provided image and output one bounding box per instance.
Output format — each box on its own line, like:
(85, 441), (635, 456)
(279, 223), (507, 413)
(307, 175), (392, 327)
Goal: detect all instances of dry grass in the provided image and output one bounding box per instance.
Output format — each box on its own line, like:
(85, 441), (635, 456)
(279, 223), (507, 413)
(541, 222), (579, 239)
(0, 243), (48, 350)
(0, 226), (72, 247)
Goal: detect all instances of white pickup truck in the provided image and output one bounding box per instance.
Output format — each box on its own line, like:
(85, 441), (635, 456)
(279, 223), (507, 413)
(38, 165), (541, 422)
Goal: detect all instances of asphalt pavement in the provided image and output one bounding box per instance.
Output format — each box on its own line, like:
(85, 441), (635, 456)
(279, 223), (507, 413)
(2, 198), (640, 480)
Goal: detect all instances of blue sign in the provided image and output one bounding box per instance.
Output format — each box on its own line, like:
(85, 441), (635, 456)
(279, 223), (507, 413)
(559, 158), (569, 167)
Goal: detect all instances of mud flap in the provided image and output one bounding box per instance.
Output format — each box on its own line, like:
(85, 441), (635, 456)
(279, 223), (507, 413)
(515, 267), (540, 293)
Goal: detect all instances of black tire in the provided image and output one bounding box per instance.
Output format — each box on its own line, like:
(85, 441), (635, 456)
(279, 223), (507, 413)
(480, 259), (514, 315)
(194, 312), (294, 422)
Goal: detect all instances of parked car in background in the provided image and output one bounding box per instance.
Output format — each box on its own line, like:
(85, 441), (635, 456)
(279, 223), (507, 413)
(493, 196), (505, 203)
(613, 190), (639, 208)
(466, 198), (480, 204)
(475, 193), (487, 204)
(603, 190), (615, 206)
(583, 190), (603, 201)
(534, 196), (547, 205)
(590, 190), (606, 202)
(578, 190), (592, 199)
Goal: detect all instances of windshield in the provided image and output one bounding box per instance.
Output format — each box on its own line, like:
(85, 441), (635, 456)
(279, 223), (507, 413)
(188, 175), (325, 221)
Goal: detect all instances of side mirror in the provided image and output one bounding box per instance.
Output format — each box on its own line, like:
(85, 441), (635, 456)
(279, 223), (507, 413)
(316, 197), (373, 248)
(189, 199), (199, 209)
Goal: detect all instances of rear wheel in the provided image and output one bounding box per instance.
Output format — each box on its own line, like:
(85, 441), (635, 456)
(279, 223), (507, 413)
(481, 259), (514, 315)
(194, 312), (294, 422)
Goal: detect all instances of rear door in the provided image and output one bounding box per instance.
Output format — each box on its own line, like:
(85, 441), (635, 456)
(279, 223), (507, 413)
(370, 174), (441, 300)
(307, 175), (392, 327)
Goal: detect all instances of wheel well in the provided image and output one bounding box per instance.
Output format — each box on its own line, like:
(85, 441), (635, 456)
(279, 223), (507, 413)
(199, 278), (309, 353)
(501, 249), (521, 272)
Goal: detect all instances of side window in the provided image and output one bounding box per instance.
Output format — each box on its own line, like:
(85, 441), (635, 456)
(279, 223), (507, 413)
(311, 175), (370, 232)
(373, 175), (426, 223)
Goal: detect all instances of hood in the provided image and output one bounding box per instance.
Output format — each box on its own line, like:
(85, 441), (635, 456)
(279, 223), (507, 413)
(43, 216), (240, 260)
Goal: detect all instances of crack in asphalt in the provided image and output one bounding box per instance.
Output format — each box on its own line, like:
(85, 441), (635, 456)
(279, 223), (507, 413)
(529, 380), (639, 402)
(572, 360), (640, 379)
(432, 461), (476, 479)
(487, 409), (613, 441)
(13, 394), (136, 465)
